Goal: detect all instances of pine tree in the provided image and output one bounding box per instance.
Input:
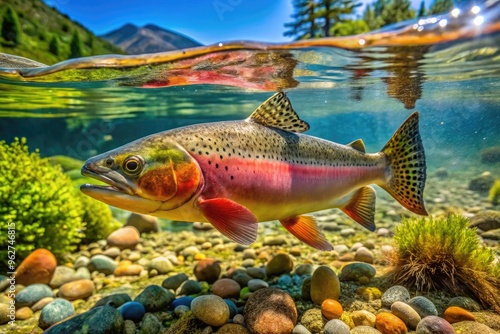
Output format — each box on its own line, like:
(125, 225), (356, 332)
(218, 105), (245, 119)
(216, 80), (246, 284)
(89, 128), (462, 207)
(380, 0), (416, 26)
(49, 35), (59, 56)
(284, 0), (320, 40)
(429, 0), (454, 14)
(331, 20), (369, 36)
(1, 6), (22, 46)
(418, 1), (426, 17)
(317, 0), (362, 37)
(69, 30), (84, 58)
(363, 4), (380, 30)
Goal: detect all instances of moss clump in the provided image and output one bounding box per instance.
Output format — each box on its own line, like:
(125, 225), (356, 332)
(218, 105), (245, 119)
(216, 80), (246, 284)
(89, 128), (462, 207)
(0, 138), (84, 265)
(386, 215), (500, 313)
(489, 180), (500, 205)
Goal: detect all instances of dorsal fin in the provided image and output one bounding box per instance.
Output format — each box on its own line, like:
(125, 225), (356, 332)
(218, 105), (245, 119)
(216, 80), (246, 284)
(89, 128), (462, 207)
(347, 139), (366, 153)
(247, 92), (310, 133)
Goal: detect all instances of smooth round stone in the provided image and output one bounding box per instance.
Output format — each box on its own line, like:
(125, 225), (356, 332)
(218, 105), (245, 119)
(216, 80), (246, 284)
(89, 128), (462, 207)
(301, 276), (312, 301)
(339, 262), (376, 282)
(351, 326), (383, 334)
(212, 278), (241, 299)
(31, 297), (54, 312)
(181, 246), (200, 257)
(58, 279), (95, 301)
(452, 321), (497, 334)
(16, 249), (57, 286)
(74, 256), (90, 269)
(333, 244), (349, 253)
(243, 249), (257, 259)
(408, 296), (438, 318)
(241, 259), (255, 267)
(311, 266), (340, 305)
(49, 266), (77, 288)
(377, 228), (391, 237)
(106, 226), (141, 250)
(263, 235), (288, 246)
(177, 280), (202, 296)
(162, 273), (188, 291)
(295, 264), (314, 276)
(354, 247), (375, 264)
(87, 254), (117, 275)
(102, 246), (121, 258)
(340, 228), (356, 237)
(15, 307), (33, 320)
(244, 288), (297, 334)
(266, 253), (293, 276)
(224, 299), (238, 318)
(125, 213), (160, 233)
(118, 301), (145, 322)
(324, 319), (350, 334)
(15, 283), (54, 308)
(248, 279), (269, 292)
(0, 275), (8, 292)
(114, 262), (144, 276)
(381, 285), (411, 308)
(293, 324), (312, 334)
(246, 267), (266, 279)
(39, 298), (75, 329)
(0, 303), (11, 325)
(193, 258), (221, 283)
(140, 313), (162, 333)
(92, 293), (131, 308)
(171, 296), (194, 309)
(351, 310), (376, 327)
(43, 305), (123, 334)
(350, 242), (364, 251)
(376, 312), (407, 334)
(416, 316), (454, 334)
(391, 301), (421, 329)
(321, 299), (343, 320)
(232, 272), (252, 287)
(191, 295), (229, 326)
(448, 296), (482, 312)
(123, 319), (136, 334)
(134, 285), (174, 312)
(174, 305), (190, 317)
(148, 256), (174, 274)
(233, 313), (245, 325)
(443, 306), (475, 324)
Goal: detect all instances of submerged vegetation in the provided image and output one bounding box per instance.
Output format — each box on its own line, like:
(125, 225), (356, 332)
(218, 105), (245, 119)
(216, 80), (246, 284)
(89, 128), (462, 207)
(387, 215), (500, 313)
(490, 180), (500, 206)
(0, 138), (116, 267)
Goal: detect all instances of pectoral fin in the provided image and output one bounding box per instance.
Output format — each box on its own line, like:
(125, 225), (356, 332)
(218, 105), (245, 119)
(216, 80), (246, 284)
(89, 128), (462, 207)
(340, 186), (376, 231)
(197, 198), (258, 245)
(280, 216), (333, 251)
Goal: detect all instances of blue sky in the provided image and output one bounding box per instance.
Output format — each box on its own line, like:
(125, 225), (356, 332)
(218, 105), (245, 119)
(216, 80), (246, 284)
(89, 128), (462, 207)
(43, 0), (423, 44)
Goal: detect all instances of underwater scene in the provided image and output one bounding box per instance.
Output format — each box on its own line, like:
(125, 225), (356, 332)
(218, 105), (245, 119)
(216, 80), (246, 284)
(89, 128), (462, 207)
(0, 0), (499, 333)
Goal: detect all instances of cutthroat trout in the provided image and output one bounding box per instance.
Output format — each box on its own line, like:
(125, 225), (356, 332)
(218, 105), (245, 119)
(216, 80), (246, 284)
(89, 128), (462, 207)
(81, 93), (427, 250)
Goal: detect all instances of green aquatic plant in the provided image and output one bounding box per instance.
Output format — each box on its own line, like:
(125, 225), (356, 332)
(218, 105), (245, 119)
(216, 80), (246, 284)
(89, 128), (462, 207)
(48, 155), (84, 172)
(0, 138), (84, 265)
(489, 180), (500, 205)
(386, 214), (500, 313)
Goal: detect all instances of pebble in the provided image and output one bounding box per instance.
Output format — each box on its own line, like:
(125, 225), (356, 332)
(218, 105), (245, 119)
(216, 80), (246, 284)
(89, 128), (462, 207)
(263, 235), (288, 246)
(123, 319), (137, 334)
(134, 285), (174, 312)
(301, 276), (312, 301)
(247, 267), (266, 279)
(212, 278), (241, 299)
(295, 264), (314, 276)
(351, 326), (383, 334)
(243, 249), (256, 259)
(174, 305), (190, 317)
(321, 299), (343, 320)
(340, 228), (356, 237)
(452, 321), (497, 334)
(266, 253), (293, 276)
(443, 306), (475, 323)
(15, 283), (54, 308)
(293, 324), (312, 334)
(74, 256), (90, 269)
(181, 246), (200, 257)
(415, 315), (455, 334)
(43, 305), (123, 334)
(15, 249), (57, 286)
(333, 244), (349, 253)
(118, 301), (145, 322)
(106, 226), (141, 250)
(375, 312), (408, 334)
(193, 258), (221, 283)
(49, 266), (77, 288)
(377, 228), (391, 237)
(114, 261), (144, 276)
(177, 279), (202, 296)
(87, 254), (117, 275)
(102, 246), (121, 258)
(216, 323), (249, 334)
(391, 301), (421, 329)
(58, 279), (95, 301)
(31, 296), (54, 312)
(0, 304), (11, 325)
(448, 296), (482, 312)
(354, 247), (375, 264)
(93, 293), (131, 308)
(191, 295), (229, 326)
(0, 275), (8, 292)
(301, 308), (324, 333)
(125, 213), (160, 233)
(324, 319), (350, 334)
(381, 285), (411, 308)
(248, 279), (269, 292)
(339, 262), (376, 282)
(241, 259), (255, 267)
(351, 310), (377, 327)
(15, 307), (33, 320)
(148, 256), (174, 274)
(244, 288), (297, 334)
(233, 313), (245, 325)
(38, 298), (75, 329)
(172, 296), (195, 309)
(310, 266), (340, 305)
(408, 296), (438, 318)
(139, 313), (162, 334)
(232, 272), (252, 287)
(162, 273), (189, 291)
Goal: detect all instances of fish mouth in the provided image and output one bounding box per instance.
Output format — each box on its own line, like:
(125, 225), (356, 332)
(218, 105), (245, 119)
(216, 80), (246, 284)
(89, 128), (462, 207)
(80, 162), (135, 196)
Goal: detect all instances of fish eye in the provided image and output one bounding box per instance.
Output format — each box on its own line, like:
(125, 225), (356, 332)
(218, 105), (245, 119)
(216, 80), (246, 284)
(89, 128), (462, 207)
(122, 156), (142, 174)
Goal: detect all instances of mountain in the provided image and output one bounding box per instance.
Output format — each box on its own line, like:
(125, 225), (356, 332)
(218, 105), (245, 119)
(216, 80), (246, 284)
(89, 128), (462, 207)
(101, 24), (202, 54)
(0, 0), (125, 65)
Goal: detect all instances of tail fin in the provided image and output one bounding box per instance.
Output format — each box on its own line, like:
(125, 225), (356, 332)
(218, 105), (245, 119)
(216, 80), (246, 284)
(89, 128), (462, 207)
(380, 112), (427, 215)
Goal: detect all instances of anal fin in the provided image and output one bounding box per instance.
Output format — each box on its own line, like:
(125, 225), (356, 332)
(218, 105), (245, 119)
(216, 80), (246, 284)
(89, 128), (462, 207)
(280, 216), (333, 251)
(197, 198), (258, 245)
(340, 186), (376, 231)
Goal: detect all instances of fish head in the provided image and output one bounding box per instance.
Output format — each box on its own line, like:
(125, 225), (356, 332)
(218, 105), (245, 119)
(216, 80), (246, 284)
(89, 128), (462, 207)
(80, 137), (203, 214)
